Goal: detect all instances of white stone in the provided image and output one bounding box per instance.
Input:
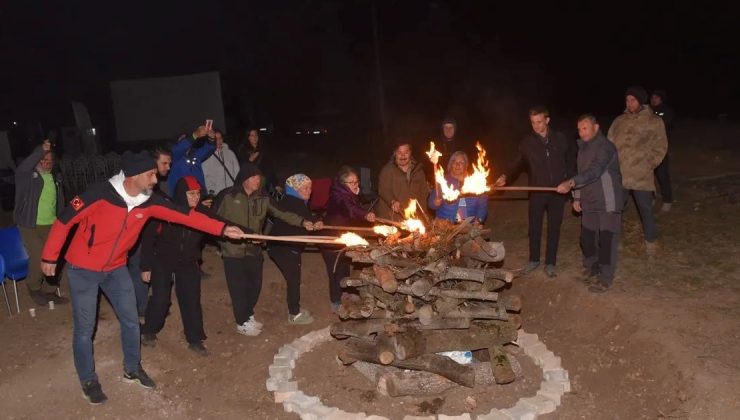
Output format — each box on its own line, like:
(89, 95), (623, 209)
(536, 389), (561, 406)
(501, 402), (538, 420)
(278, 344), (299, 359)
(269, 365), (293, 380)
(537, 354), (561, 370)
(520, 395), (556, 414)
(365, 416), (391, 420)
(301, 402), (337, 419)
(323, 410), (367, 420)
(476, 409), (510, 420)
(274, 390), (297, 403)
(291, 338), (313, 353)
(525, 343), (549, 360)
(266, 377), (298, 392)
(516, 331), (539, 347)
(542, 368), (569, 382)
(438, 414), (472, 420)
(403, 416), (436, 420)
(273, 355), (296, 368)
(284, 392), (320, 414)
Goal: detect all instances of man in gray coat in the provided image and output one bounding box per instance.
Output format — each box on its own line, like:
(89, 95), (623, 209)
(557, 115), (624, 293)
(13, 139), (67, 305)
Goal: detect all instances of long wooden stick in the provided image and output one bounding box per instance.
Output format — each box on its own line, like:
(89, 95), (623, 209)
(237, 233), (341, 245)
(491, 186), (559, 192)
(319, 225), (377, 232)
(375, 217), (404, 228)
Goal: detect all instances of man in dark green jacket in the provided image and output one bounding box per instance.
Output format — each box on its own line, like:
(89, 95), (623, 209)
(216, 163), (316, 336)
(13, 139), (67, 305)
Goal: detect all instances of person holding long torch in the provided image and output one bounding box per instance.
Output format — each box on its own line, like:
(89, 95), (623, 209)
(428, 151), (488, 224)
(215, 164), (320, 337)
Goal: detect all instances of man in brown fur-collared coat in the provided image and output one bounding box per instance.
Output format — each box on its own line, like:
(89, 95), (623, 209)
(607, 86), (667, 256)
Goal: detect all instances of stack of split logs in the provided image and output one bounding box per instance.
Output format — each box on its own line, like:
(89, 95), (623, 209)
(330, 217), (523, 397)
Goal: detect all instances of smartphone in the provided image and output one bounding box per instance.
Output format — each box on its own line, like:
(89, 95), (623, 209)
(205, 119), (214, 131)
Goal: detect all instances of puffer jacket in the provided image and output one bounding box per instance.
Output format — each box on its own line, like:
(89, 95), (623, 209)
(324, 180), (371, 227)
(607, 106), (667, 191)
(377, 158), (430, 219)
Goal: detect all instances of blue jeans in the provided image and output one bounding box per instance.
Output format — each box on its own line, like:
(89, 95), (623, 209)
(68, 264), (141, 385)
(127, 243), (150, 316)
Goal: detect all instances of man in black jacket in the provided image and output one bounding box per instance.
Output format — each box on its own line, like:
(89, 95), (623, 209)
(650, 90), (675, 212)
(496, 107), (576, 277)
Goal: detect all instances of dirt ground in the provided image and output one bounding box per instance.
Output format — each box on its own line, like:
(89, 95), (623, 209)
(1, 121), (739, 419)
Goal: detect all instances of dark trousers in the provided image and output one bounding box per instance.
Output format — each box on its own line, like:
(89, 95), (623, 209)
(18, 225), (59, 294)
(321, 249), (351, 304)
(624, 189), (658, 242)
(141, 261), (205, 344)
(528, 193), (566, 265)
(126, 244), (149, 316)
(268, 246), (302, 315)
(654, 153), (673, 203)
(581, 212), (621, 284)
(222, 255), (263, 325)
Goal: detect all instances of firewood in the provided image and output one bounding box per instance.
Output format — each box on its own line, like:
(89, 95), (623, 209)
(331, 318), (472, 340)
(374, 361), (498, 397)
(373, 265), (398, 293)
(429, 288), (499, 301)
(488, 345), (516, 384)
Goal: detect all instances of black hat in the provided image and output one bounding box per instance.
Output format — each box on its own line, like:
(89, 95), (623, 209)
(625, 86), (648, 104)
(651, 89), (667, 101)
(441, 117), (457, 127)
(234, 163), (262, 187)
(121, 151), (156, 177)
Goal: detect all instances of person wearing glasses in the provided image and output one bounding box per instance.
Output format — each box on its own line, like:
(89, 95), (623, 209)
(321, 166), (375, 312)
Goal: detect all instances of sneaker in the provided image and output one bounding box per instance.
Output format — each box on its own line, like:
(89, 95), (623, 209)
(645, 240), (659, 257)
(660, 202), (672, 212)
(45, 292), (69, 304)
(580, 268), (600, 284)
(141, 333), (157, 347)
(188, 341), (208, 356)
(236, 319), (262, 336)
(248, 315), (263, 329)
(123, 366), (156, 389)
(82, 380), (108, 405)
(588, 281), (611, 294)
(288, 310), (314, 325)
(522, 261), (540, 275)
(544, 265), (557, 278)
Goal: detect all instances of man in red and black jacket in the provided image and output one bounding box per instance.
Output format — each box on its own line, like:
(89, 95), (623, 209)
(40, 151), (244, 405)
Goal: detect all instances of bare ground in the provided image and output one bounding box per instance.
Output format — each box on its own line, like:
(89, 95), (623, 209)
(1, 122), (739, 419)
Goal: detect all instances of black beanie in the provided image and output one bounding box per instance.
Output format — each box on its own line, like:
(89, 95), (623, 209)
(441, 117), (457, 128)
(233, 163), (262, 187)
(625, 86), (648, 104)
(121, 151), (157, 177)
(652, 89), (667, 102)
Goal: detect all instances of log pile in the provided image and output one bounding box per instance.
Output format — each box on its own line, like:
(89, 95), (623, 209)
(331, 217), (523, 395)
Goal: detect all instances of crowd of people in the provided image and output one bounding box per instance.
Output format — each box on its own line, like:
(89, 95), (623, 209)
(10, 85), (673, 405)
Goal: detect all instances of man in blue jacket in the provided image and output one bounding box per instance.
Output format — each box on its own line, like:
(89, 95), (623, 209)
(13, 139), (67, 305)
(168, 125), (216, 193)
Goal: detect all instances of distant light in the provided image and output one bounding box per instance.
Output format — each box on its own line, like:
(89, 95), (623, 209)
(312, 130), (320, 134)
(12, 121), (17, 126)
(91, 128), (96, 135)
(323, 129), (328, 133)
(259, 127), (268, 132)
(295, 131), (301, 135)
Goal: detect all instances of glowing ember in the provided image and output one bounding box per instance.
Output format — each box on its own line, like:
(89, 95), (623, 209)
(373, 225), (398, 236)
(460, 142), (491, 195)
(336, 232), (369, 247)
(425, 141), (442, 165)
(435, 165), (460, 201)
(401, 199), (427, 234)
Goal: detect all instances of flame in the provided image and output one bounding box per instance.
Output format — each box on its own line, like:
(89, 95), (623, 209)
(336, 232), (369, 247)
(435, 165), (460, 201)
(425, 141), (442, 165)
(373, 225), (398, 236)
(400, 199), (426, 234)
(460, 142), (491, 195)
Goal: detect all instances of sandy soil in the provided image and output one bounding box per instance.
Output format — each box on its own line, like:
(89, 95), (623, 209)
(1, 121), (739, 419)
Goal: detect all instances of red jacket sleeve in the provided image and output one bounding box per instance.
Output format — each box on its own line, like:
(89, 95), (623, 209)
(148, 204), (226, 237)
(41, 194), (98, 264)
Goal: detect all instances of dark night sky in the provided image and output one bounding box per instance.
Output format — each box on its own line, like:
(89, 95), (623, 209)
(1, 0), (738, 146)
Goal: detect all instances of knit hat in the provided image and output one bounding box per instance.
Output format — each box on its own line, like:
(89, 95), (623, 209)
(625, 86), (648, 104)
(285, 174), (311, 191)
(233, 163), (262, 186)
(441, 117), (457, 128)
(121, 151), (156, 177)
(651, 89), (667, 101)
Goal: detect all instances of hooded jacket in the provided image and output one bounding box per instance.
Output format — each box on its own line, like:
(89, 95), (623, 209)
(269, 192), (319, 253)
(42, 172), (226, 271)
(13, 145), (65, 228)
(377, 157), (430, 219)
(202, 143), (240, 195)
(607, 106), (667, 191)
(168, 135), (216, 193)
(139, 177), (213, 271)
(572, 132), (624, 213)
(216, 165), (305, 257)
(324, 179), (370, 227)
